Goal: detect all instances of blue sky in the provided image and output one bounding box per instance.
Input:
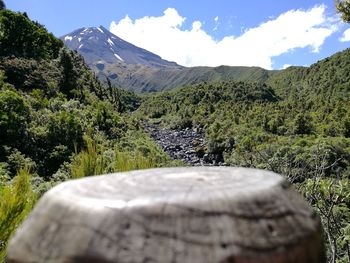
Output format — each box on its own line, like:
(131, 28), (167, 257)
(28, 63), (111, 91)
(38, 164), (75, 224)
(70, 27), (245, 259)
(5, 0), (350, 69)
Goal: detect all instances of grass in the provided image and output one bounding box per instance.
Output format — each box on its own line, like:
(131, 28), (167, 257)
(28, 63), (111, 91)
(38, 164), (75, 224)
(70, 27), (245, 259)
(0, 168), (37, 261)
(70, 132), (183, 179)
(114, 150), (159, 172)
(70, 136), (108, 179)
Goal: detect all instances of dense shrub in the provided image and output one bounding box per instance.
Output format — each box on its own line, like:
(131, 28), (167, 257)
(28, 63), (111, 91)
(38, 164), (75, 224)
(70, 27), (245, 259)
(137, 50), (350, 261)
(0, 168), (37, 261)
(0, 10), (63, 59)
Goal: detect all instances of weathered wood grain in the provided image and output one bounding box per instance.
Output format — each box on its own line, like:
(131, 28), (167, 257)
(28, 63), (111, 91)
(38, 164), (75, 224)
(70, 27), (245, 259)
(6, 167), (325, 263)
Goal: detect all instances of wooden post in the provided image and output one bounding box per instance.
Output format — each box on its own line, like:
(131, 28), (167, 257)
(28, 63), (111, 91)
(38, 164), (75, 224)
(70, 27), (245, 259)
(6, 167), (325, 263)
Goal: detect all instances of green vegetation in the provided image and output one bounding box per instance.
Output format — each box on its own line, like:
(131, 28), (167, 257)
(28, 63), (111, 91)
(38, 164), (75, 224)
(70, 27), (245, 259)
(336, 0), (350, 22)
(0, 168), (36, 261)
(0, 8), (163, 182)
(101, 61), (274, 93)
(0, 1), (5, 11)
(137, 50), (350, 261)
(300, 178), (350, 263)
(70, 132), (178, 179)
(0, 8), (178, 258)
(0, 2), (350, 262)
(266, 48), (350, 100)
(0, 10), (63, 59)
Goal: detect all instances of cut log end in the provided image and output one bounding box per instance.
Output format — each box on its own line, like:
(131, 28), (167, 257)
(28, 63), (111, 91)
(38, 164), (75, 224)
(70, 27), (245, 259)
(6, 167), (325, 263)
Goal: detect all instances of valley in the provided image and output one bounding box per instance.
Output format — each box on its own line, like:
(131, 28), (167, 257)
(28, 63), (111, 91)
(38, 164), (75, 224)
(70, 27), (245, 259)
(144, 121), (224, 166)
(0, 3), (350, 262)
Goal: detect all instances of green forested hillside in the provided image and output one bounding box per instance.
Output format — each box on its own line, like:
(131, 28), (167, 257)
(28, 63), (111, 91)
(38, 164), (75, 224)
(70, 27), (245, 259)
(267, 48), (350, 100)
(0, 10), (62, 59)
(138, 51), (350, 261)
(0, 8), (177, 259)
(1, 2), (350, 262)
(98, 61), (274, 92)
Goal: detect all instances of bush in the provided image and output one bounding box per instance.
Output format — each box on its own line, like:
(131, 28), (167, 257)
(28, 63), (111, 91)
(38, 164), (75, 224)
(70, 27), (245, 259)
(70, 132), (179, 179)
(0, 10), (63, 59)
(70, 136), (108, 179)
(0, 168), (37, 261)
(300, 178), (350, 262)
(0, 88), (30, 153)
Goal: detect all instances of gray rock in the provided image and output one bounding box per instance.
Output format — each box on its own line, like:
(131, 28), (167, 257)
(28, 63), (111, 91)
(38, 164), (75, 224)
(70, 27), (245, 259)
(7, 167), (325, 263)
(144, 121), (218, 166)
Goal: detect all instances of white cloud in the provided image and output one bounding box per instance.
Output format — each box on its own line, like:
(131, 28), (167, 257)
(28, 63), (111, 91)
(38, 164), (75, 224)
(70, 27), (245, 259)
(110, 6), (336, 69)
(340, 28), (350, 42)
(213, 16), (219, 31)
(282, 64), (292, 69)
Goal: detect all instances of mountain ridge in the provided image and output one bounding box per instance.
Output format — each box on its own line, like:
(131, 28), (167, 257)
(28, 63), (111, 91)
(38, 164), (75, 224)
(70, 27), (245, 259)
(61, 26), (181, 69)
(62, 26), (350, 95)
(62, 26), (274, 92)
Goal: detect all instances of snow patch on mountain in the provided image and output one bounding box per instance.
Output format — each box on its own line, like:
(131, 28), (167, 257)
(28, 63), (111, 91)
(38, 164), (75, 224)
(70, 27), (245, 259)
(114, 53), (123, 61)
(107, 38), (114, 46)
(61, 26), (181, 69)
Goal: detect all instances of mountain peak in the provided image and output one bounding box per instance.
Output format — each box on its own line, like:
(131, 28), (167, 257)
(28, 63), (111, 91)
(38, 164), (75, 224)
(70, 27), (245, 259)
(61, 26), (181, 69)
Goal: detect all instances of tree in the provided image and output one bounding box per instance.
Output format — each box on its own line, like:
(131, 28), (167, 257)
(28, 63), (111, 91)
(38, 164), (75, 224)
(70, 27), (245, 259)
(0, 0), (5, 10)
(301, 178), (350, 263)
(0, 89), (30, 155)
(0, 10), (62, 59)
(57, 49), (79, 97)
(336, 0), (350, 22)
(293, 113), (314, 135)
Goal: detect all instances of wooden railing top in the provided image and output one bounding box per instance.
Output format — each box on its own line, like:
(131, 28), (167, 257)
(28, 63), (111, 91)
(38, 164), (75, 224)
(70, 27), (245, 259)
(7, 167), (325, 263)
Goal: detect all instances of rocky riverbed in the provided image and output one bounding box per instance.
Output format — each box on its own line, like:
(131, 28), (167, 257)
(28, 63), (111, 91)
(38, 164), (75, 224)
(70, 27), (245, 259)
(144, 122), (225, 166)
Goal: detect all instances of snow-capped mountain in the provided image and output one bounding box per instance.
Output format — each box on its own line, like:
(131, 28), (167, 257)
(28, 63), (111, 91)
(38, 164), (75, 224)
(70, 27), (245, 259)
(61, 26), (181, 69)
(61, 26), (271, 93)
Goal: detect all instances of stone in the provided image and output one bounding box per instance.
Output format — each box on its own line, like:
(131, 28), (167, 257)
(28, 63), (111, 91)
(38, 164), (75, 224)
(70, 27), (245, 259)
(7, 167), (325, 263)
(143, 122), (215, 165)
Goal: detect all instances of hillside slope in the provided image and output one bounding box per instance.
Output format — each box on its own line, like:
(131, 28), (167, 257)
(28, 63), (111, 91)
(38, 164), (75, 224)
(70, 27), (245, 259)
(0, 9), (177, 259)
(137, 48), (350, 261)
(267, 48), (350, 99)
